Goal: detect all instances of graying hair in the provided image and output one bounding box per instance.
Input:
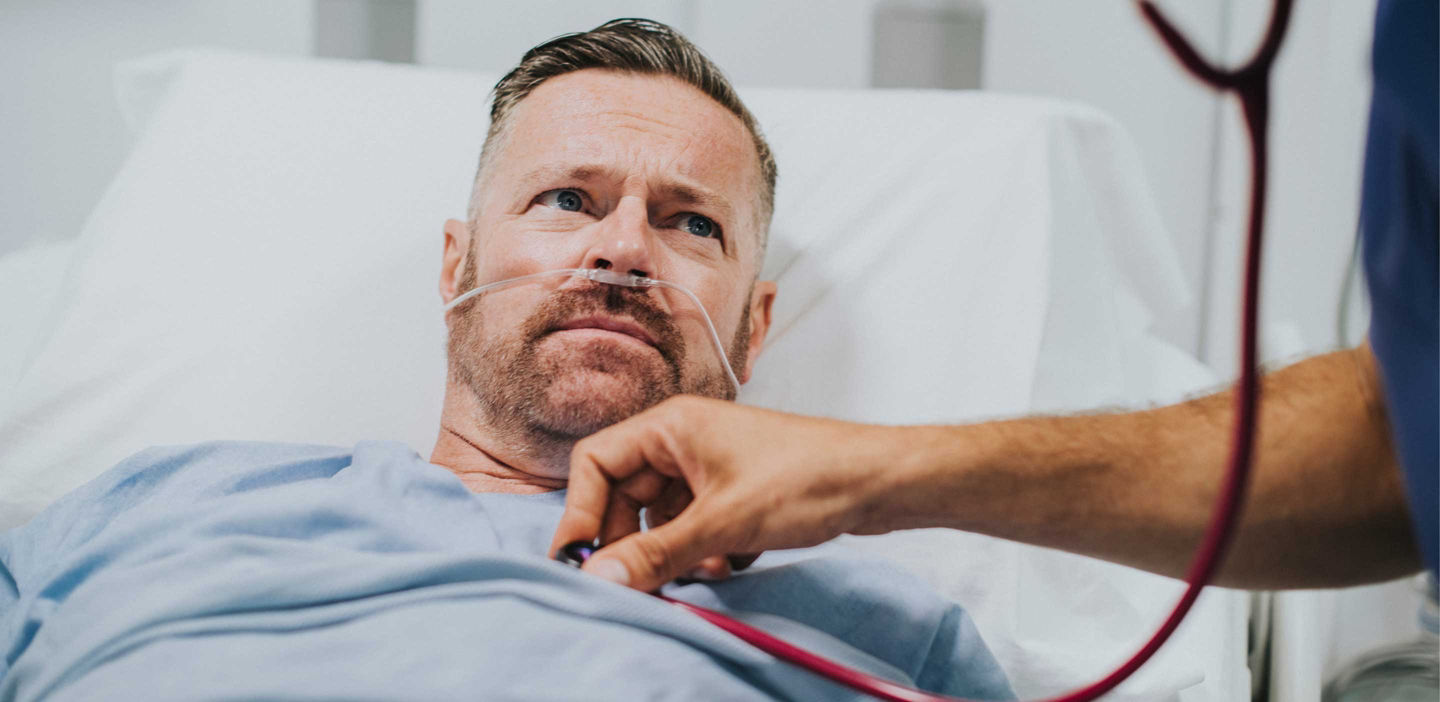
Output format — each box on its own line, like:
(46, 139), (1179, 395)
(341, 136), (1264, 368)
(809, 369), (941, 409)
(467, 18), (776, 266)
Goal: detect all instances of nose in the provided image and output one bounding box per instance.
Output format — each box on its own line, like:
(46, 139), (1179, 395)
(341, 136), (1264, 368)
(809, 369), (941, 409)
(582, 195), (655, 278)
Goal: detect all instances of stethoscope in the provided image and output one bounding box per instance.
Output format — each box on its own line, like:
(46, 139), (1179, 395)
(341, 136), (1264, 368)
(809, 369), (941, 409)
(557, 1), (1293, 699)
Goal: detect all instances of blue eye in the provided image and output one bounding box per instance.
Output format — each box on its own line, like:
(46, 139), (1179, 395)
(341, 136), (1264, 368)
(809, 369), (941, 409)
(680, 214), (718, 239)
(540, 189), (585, 212)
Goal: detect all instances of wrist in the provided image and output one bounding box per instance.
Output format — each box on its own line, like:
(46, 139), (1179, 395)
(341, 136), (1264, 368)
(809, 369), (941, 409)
(845, 423), (989, 535)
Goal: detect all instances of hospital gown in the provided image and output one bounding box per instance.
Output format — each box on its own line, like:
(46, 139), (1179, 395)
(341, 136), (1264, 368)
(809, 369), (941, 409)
(0, 441), (1015, 701)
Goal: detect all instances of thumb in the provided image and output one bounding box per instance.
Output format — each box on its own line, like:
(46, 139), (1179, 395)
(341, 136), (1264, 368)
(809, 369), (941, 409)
(581, 514), (717, 592)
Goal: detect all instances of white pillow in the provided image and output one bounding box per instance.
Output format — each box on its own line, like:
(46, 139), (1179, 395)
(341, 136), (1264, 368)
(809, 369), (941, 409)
(742, 88), (1193, 422)
(1, 52), (483, 524)
(0, 50), (1234, 699)
(0, 239), (77, 411)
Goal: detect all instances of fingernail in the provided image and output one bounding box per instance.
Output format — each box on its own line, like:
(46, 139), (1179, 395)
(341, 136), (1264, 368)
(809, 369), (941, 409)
(586, 558), (630, 586)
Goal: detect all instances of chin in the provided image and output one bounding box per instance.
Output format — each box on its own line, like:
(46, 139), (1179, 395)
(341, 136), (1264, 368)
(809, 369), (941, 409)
(524, 337), (678, 437)
(530, 368), (669, 437)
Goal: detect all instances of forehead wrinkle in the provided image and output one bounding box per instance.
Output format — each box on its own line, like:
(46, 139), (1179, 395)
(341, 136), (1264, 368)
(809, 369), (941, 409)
(604, 108), (692, 133)
(517, 164), (617, 191)
(611, 122), (685, 140)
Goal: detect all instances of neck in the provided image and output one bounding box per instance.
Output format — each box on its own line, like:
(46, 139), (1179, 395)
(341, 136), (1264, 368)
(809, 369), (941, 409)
(430, 383), (570, 494)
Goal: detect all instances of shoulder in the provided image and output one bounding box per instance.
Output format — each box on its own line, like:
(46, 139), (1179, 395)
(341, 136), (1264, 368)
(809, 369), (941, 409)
(100, 440), (357, 498)
(3, 441), (357, 555)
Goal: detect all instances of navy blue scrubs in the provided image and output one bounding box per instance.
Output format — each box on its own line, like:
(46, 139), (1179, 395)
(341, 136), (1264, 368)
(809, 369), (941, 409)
(1360, 0), (1438, 575)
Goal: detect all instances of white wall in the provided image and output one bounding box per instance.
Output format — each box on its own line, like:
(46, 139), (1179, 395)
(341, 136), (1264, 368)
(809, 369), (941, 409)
(417, 0), (877, 89)
(0, 0), (313, 257)
(417, 1), (695, 74)
(690, 0), (875, 89)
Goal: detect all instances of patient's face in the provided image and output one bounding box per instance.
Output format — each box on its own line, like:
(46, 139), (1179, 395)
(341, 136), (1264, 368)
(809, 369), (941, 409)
(445, 69), (772, 440)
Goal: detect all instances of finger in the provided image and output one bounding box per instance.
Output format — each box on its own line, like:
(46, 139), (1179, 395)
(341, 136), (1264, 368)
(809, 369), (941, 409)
(599, 471), (667, 546)
(599, 490), (644, 549)
(551, 411), (682, 556)
(683, 555), (732, 582)
(550, 458), (614, 557)
(643, 480), (693, 531)
(581, 509), (722, 592)
(550, 474), (609, 558)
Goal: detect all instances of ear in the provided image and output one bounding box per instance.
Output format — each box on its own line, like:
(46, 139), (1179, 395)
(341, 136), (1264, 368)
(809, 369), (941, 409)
(739, 280), (777, 384)
(439, 218), (470, 311)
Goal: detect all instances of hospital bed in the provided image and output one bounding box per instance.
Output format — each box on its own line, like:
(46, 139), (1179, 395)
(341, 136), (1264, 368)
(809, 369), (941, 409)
(0, 50), (1249, 699)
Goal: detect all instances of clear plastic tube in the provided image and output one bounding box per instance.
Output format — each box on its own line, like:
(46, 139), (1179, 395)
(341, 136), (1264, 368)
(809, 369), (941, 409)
(443, 268), (741, 396)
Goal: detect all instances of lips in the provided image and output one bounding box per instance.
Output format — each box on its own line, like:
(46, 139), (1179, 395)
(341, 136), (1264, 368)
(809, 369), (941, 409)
(551, 315), (660, 348)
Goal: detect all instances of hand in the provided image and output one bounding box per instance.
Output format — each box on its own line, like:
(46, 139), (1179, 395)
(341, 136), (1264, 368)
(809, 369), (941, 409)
(550, 396), (890, 592)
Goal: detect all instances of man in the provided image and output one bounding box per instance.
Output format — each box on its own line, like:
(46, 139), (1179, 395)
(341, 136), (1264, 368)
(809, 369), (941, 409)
(0, 19), (1014, 701)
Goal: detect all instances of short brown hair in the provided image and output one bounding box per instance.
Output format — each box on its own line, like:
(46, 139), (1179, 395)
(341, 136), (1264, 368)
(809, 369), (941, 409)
(469, 18), (777, 261)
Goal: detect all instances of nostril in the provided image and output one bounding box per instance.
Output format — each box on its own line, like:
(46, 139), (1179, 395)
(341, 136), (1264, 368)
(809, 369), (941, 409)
(629, 269), (648, 279)
(593, 258), (612, 270)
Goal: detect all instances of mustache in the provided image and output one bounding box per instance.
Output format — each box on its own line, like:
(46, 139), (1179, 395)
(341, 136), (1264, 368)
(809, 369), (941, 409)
(521, 283), (687, 366)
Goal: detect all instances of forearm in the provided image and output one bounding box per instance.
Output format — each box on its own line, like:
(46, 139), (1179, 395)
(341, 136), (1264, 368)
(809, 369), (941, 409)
(864, 346), (1422, 589)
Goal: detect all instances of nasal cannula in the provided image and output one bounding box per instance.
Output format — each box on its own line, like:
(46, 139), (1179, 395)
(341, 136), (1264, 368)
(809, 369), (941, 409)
(444, 266), (742, 396)
(483, 1), (1293, 699)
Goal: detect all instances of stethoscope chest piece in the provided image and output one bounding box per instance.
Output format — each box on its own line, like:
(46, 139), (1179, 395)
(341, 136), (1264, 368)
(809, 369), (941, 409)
(554, 540), (598, 569)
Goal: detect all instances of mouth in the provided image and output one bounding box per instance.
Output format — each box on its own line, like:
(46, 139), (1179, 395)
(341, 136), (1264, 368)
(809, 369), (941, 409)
(551, 315), (660, 349)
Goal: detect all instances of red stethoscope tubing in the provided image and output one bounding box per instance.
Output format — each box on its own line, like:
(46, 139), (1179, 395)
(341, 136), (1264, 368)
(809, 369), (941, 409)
(654, 1), (1294, 699)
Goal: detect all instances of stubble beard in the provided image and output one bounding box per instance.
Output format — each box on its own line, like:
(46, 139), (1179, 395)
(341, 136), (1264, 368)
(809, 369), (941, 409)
(447, 264), (749, 461)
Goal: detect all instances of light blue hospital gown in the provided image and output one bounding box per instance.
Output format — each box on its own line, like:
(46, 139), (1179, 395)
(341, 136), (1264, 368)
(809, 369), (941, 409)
(0, 441), (1015, 701)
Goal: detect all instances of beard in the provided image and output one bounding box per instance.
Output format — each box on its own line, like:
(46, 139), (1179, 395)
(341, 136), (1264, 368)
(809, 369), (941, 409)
(448, 264), (749, 445)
